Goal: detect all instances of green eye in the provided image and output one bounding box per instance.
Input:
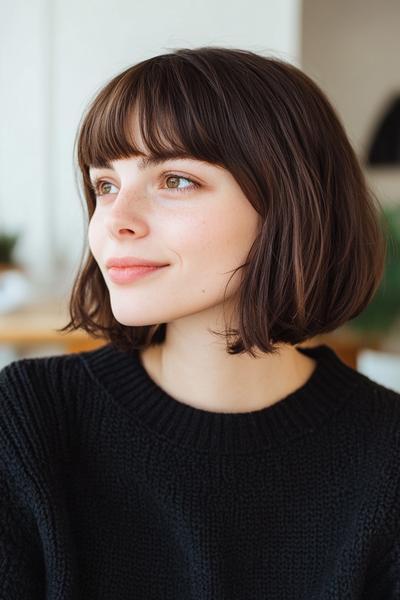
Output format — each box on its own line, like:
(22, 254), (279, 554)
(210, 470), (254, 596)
(164, 175), (199, 193)
(93, 180), (118, 196)
(91, 174), (200, 198)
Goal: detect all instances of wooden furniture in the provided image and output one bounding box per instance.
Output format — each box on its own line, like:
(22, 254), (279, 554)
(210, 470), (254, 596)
(0, 297), (107, 355)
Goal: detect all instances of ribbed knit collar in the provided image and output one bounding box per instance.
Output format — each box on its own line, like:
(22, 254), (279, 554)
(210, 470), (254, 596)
(79, 343), (362, 454)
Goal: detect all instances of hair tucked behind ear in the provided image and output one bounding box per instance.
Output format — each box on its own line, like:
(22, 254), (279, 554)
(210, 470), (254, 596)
(58, 46), (388, 358)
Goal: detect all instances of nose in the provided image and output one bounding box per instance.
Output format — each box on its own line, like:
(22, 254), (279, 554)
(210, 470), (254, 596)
(105, 187), (149, 239)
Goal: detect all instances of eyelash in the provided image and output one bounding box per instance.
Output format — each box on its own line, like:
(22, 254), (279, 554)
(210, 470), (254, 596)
(91, 174), (200, 197)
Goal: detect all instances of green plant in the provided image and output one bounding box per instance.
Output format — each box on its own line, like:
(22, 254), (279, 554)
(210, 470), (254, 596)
(0, 231), (19, 265)
(347, 204), (400, 333)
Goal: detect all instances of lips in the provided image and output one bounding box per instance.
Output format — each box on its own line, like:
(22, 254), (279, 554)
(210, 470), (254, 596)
(105, 256), (169, 268)
(107, 264), (167, 284)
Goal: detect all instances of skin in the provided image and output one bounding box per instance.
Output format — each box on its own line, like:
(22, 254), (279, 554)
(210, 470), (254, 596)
(88, 115), (317, 414)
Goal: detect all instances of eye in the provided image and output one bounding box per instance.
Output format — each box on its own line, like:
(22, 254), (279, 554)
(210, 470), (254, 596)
(91, 173), (200, 198)
(163, 174), (199, 194)
(92, 180), (118, 197)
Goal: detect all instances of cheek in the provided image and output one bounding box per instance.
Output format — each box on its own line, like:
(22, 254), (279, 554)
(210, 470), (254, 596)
(166, 214), (226, 263)
(87, 217), (102, 260)
(184, 211), (257, 268)
(170, 209), (257, 290)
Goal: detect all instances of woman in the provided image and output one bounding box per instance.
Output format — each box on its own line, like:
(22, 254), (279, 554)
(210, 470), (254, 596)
(1, 46), (399, 599)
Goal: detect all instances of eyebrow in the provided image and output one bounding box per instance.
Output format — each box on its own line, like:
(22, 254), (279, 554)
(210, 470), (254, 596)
(89, 153), (197, 176)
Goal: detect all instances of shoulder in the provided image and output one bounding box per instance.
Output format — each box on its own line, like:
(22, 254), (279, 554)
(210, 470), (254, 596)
(347, 371), (400, 433)
(0, 351), (84, 419)
(0, 352), (85, 483)
(341, 371), (400, 494)
(355, 377), (400, 537)
(0, 350), (82, 389)
(320, 363), (400, 474)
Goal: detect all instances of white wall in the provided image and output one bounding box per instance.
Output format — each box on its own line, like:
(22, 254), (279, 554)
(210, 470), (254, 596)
(301, 0), (400, 208)
(0, 0), (301, 295)
(0, 0), (54, 286)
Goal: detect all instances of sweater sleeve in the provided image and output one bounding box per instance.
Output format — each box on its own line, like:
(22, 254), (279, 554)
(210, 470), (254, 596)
(362, 534), (400, 599)
(0, 363), (45, 599)
(0, 470), (45, 599)
(361, 424), (400, 600)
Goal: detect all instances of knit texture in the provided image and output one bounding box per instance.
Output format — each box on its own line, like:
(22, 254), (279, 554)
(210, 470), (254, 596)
(1, 342), (400, 599)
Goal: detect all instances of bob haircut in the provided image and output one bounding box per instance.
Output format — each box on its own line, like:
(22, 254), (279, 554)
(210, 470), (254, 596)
(59, 46), (388, 357)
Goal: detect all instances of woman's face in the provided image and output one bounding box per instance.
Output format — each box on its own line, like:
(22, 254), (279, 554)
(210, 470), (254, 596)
(87, 126), (261, 328)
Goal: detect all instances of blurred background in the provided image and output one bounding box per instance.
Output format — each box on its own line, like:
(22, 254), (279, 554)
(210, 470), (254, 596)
(1, 0), (400, 390)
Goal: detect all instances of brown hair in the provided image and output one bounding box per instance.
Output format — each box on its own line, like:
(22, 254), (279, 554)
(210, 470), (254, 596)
(59, 46), (388, 357)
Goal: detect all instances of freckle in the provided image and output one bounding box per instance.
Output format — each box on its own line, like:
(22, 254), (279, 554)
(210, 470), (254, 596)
(201, 289), (206, 293)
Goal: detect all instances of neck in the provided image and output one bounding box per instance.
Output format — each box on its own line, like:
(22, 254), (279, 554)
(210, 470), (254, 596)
(139, 339), (317, 414)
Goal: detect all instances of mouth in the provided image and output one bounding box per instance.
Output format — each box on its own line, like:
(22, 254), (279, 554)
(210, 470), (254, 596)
(105, 256), (169, 268)
(107, 264), (168, 284)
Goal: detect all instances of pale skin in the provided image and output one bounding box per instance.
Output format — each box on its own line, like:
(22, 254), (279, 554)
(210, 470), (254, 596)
(88, 114), (317, 414)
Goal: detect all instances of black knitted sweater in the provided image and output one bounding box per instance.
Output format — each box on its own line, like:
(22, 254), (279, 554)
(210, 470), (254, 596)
(1, 342), (400, 599)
